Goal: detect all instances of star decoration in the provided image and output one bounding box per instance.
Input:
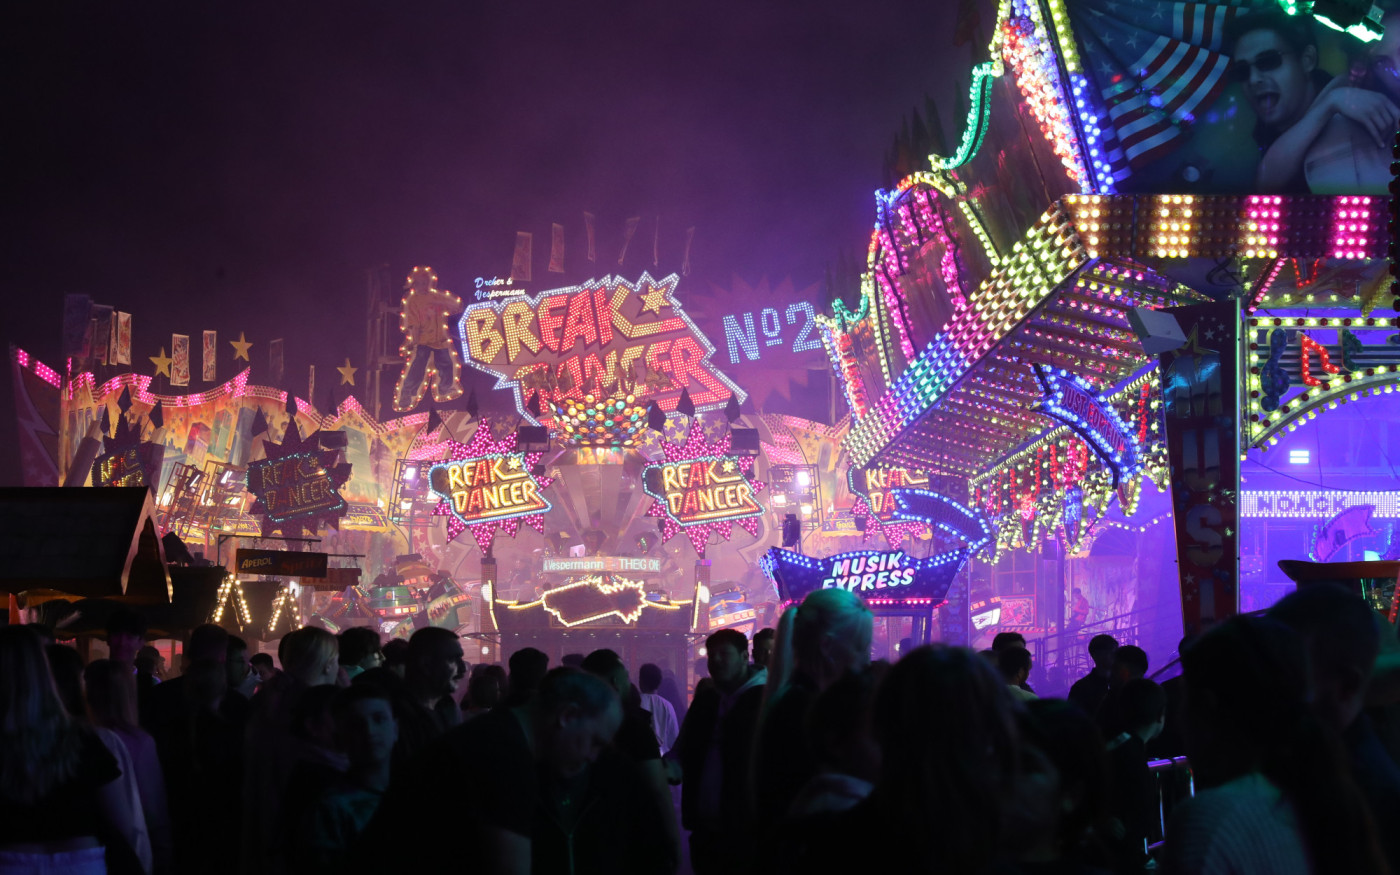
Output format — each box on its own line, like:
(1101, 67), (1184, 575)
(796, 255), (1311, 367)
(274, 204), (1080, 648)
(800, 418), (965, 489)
(641, 424), (765, 557)
(230, 332), (253, 362)
(337, 357), (358, 386)
(427, 419), (555, 551)
(722, 460), (736, 473)
(639, 282), (669, 315)
(245, 417), (352, 540)
(149, 348), (172, 378)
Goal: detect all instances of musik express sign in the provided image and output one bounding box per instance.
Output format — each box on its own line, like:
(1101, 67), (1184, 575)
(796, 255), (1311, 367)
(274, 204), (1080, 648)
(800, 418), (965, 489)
(457, 272), (745, 422)
(429, 454), (551, 527)
(642, 457), (764, 527)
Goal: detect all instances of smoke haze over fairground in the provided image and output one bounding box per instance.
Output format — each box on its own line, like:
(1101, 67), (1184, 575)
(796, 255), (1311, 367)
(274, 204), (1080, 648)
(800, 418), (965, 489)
(1, 0), (964, 387)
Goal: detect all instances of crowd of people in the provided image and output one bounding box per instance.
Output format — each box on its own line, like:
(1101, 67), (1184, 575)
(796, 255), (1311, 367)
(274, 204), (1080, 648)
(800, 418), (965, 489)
(4, 579), (1400, 874)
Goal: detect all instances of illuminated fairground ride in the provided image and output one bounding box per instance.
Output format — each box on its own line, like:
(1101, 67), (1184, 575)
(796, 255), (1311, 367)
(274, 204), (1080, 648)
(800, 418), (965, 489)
(817, 0), (1400, 687)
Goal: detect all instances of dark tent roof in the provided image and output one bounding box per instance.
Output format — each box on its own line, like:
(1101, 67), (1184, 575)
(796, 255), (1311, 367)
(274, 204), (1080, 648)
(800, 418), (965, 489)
(0, 487), (171, 603)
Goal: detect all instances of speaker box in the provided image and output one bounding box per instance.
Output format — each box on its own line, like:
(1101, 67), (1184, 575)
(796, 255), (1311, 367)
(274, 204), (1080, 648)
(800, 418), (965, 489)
(1127, 307), (1187, 355)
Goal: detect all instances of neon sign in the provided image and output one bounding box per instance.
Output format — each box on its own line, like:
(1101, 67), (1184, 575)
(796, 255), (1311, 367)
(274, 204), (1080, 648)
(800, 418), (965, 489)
(1032, 365), (1140, 487)
(539, 576), (649, 626)
(93, 447), (148, 489)
(643, 457), (763, 526)
(642, 422), (765, 556)
(457, 272), (745, 423)
(427, 420), (555, 550)
(1240, 491), (1400, 519)
(760, 547), (971, 606)
(889, 488), (993, 552)
(542, 556), (662, 574)
(245, 421), (351, 538)
(721, 302), (822, 364)
(429, 455), (550, 524)
(851, 467), (929, 523)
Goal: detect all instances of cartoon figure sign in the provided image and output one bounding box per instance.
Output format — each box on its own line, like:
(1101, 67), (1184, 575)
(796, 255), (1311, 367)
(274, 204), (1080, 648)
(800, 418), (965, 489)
(393, 266), (465, 412)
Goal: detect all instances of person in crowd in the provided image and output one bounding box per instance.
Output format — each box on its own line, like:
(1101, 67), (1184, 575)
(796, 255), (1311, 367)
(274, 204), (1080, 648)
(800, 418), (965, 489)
(394, 627), (465, 764)
(86, 658), (174, 875)
(337, 627), (383, 683)
(249, 652), (278, 685)
(358, 667), (638, 874)
(1069, 587), (1092, 630)
(583, 649), (680, 872)
(787, 663), (884, 818)
(1163, 614), (1389, 875)
(780, 646), (1022, 875)
(134, 645), (163, 724)
(1068, 634), (1118, 716)
(242, 626), (340, 875)
(657, 667), (687, 722)
(273, 684), (349, 867)
(754, 588), (872, 829)
(993, 631), (1028, 652)
(1004, 699), (1115, 874)
(502, 646), (549, 708)
(45, 643), (154, 874)
(462, 663), (508, 720)
(671, 628), (769, 875)
(1270, 583), (1400, 871)
(143, 624), (243, 874)
(999, 646), (1038, 702)
(105, 607), (146, 666)
(637, 662), (680, 754)
(0, 626), (143, 875)
(226, 635), (258, 702)
(1226, 8), (1399, 192)
(289, 684), (396, 874)
(1147, 637), (1194, 761)
(379, 638), (409, 677)
(1096, 645), (1148, 738)
(752, 627), (775, 669)
(1105, 678), (1167, 872)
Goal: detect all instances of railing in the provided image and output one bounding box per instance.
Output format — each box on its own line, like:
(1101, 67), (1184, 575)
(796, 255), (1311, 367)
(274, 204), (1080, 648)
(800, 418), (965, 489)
(1146, 756), (1194, 854)
(1026, 603), (1182, 696)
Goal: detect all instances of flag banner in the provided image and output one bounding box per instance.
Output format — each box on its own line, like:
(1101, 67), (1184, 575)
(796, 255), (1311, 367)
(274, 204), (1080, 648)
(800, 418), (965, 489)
(171, 334), (190, 386)
(90, 305), (113, 366)
(584, 212), (596, 262)
(114, 312), (132, 365)
(548, 223), (565, 273)
(618, 216), (640, 266)
(682, 226), (695, 276)
(308, 365), (316, 410)
(108, 312), (119, 365)
(511, 231), (533, 282)
(652, 216), (660, 267)
(202, 330), (217, 381)
(269, 338), (285, 386)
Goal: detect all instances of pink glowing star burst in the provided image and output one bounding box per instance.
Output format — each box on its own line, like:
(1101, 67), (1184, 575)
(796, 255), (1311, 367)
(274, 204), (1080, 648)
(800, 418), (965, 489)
(641, 421), (765, 557)
(427, 419), (555, 551)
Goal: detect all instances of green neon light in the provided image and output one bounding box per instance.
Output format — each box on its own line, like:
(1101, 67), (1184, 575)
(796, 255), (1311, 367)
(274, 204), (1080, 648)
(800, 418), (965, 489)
(1275, 0), (1383, 42)
(930, 60), (1002, 172)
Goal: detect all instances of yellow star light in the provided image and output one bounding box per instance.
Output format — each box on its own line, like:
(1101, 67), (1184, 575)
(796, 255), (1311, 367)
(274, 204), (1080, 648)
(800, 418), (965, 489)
(638, 283), (669, 315)
(337, 357), (358, 386)
(149, 347), (172, 378)
(230, 332), (253, 361)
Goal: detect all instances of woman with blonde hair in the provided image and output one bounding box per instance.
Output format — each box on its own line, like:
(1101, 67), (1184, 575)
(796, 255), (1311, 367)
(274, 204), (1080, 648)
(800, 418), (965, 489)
(754, 587), (873, 824)
(0, 626), (143, 874)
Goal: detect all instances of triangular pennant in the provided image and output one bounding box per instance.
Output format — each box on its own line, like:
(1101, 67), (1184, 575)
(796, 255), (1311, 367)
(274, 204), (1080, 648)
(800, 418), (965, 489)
(465, 389), (480, 420)
(724, 394), (741, 423)
(116, 386), (133, 415)
(99, 406), (111, 436)
(646, 401), (666, 432)
(148, 400), (164, 429)
(676, 387), (695, 418)
(526, 391), (542, 419)
(250, 407), (269, 437)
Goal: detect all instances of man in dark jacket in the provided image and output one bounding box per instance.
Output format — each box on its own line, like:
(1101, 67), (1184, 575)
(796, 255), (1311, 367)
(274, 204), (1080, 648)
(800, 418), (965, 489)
(1067, 634), (1117, 716)
(669, 629), (767, 875)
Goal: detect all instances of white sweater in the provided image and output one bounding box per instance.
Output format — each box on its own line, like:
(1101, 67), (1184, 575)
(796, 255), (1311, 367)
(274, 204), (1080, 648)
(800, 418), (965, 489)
(1164, 772), (1311, 875)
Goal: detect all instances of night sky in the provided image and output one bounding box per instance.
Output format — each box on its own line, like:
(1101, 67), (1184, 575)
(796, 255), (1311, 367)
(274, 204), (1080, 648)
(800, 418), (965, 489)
(3, 1), (964, 396)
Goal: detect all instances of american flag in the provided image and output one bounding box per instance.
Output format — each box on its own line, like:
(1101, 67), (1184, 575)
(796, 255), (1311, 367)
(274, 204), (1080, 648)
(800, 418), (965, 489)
(1073, 0), (1260, 180)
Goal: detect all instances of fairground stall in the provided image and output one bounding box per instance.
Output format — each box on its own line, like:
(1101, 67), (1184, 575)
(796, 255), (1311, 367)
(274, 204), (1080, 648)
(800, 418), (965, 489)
(817, 0), (1400, 692)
